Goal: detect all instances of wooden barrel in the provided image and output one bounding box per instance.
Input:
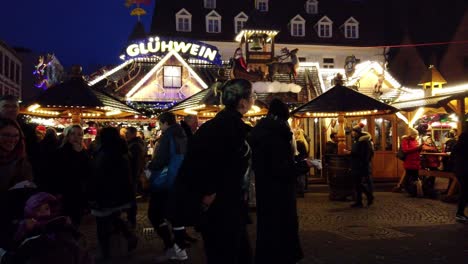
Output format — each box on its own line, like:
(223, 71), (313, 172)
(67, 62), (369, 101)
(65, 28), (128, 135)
(325, 154), (354, 201)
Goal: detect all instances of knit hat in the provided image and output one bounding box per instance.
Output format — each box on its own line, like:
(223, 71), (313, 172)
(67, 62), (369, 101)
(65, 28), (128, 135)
(352, 123), (365, 133)
(24, 192), (57, 218)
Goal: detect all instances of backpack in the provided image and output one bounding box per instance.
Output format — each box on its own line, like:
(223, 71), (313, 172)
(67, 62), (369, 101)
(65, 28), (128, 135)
(396, 141), (407, 161)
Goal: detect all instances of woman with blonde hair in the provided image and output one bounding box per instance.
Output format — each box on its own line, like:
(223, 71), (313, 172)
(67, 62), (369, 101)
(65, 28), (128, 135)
(50, 125), (91, 227)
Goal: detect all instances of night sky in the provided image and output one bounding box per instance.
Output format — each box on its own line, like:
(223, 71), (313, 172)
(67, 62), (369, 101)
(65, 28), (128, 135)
(0, 0), (155, 73)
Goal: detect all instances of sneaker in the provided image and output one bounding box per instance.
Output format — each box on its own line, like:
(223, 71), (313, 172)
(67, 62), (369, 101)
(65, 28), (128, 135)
(166, 244), (188, 261)
(455, 214), (468, 222)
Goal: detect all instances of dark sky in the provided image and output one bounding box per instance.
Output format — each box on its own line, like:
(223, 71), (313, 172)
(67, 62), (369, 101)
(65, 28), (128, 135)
(0, 0), (155, 73)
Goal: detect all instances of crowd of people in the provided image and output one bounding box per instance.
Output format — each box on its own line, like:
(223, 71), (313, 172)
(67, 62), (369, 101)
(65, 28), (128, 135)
(0, 81), (315, 264)
(1, 75), (467, 264)
(392, 126), (468, 222)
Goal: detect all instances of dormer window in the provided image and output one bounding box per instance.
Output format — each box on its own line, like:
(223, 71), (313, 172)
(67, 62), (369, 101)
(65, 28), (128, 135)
(176, 9), (192, 32)
(305, 0), (318, 14)
(290, 15), (305, 37)
(315, 16), (333, 38)
(204, 0), (216, 9)
(256, 0), (269, 12)
(234, 12), (248, 34)
(342, 17), (359, 39)
(206, 10), (221, 33)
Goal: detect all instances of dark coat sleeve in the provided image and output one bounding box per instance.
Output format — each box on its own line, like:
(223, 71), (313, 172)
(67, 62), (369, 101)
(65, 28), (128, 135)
(148, 133), (170, 171)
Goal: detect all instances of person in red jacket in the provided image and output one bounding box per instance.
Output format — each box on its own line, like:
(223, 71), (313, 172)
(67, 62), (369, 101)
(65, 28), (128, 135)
(402, 128), (422, 196)
(421, 135), (440, 170)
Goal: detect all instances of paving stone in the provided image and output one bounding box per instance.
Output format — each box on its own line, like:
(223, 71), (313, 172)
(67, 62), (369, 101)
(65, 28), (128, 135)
(78, 192), (467, 263)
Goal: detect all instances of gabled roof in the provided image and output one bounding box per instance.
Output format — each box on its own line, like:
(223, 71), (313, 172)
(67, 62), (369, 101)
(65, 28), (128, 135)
(292, 84), (397, 117)
(150, 0), (385, 46)
(126, 50), (209, 99)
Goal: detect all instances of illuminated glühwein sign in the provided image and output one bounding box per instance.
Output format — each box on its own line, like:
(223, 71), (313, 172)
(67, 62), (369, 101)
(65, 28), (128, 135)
(125, 36), (222, 66)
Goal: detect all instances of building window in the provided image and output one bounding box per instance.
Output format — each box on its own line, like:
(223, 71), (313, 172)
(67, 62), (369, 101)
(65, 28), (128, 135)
(234, 12), (248, 33)
(15, 64), (20, 85)
(204, 0), (216, 9)
(163, 66), (182, 88)
(290, 15), (305, 37)
(206, 10), (221, 33)
(176, 9), (192, 32)
(316, 16), (333, 38)
(323, 58), (334, 68)
(305, 0), (318, 14)
(343, 17), (359, 39)
(4, 56), (9, 79)
(0, 51), (3, 75)
(256, 0), (269, 12)
(9, 61), (14, 81)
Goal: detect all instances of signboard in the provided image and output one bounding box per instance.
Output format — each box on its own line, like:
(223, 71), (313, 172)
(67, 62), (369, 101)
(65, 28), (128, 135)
(125, 36), (222, 66)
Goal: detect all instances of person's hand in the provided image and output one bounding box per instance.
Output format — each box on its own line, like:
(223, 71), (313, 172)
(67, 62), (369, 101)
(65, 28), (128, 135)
(343, 149), (351, 155)
(202, 193), (216, 207)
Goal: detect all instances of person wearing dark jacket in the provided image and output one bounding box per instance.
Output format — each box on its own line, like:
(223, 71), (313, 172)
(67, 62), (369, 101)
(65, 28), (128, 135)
(125, 126), (146, 228)
(348, 123), (374, 208)
(452, 132), (468, 222)
(249, 99), (309, 264)
(148, 112), (189, 261)
(175, 79), (255, 264)
(50, 125), (90, 227)
(89, 127), (137, 260)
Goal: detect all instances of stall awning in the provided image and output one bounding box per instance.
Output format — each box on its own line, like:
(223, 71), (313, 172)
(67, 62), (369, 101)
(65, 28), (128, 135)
(292, 85), (397, 117)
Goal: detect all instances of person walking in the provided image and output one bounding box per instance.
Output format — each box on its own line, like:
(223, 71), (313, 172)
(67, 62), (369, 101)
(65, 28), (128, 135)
(452, 132), (468, 222)
(50, 125), (90, 227)
(249, 99), (309, 264)
(401, 128), (422, 197)
(89, 127), (138, 260)
(125, 127), (146, 229)
(147, 112), (189, 261)
(348, 123), (374, 208)
(175, 79), (255, 264)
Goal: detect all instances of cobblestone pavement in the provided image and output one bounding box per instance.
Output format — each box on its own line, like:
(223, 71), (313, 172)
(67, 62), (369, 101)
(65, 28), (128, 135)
(80, 192), (468, 264)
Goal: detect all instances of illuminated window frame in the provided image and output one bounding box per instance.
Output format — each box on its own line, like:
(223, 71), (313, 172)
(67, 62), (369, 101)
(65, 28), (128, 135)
(257, 0), (269, 12)
(163, 66), (182, 88)
(305, 0), (318, 14)
(206, 10), (221, 33)
(204, 0), (216, 9)
(176, 8), (192, 32)
(234, 12), (248, 34)
(290, 15), (305, 37)
(343, 17), (359, 39)
(316, 16), (333, 38)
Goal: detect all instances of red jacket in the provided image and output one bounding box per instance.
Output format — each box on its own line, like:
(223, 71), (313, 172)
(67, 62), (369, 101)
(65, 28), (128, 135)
(402, 136), (420, 170)
(421, 143), (440, 169)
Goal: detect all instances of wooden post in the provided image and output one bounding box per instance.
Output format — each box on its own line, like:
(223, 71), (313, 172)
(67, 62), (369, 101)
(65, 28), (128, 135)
(457, 98), (465, 132)
(71, 110), (81, 125)
(337, 112), (347, 155)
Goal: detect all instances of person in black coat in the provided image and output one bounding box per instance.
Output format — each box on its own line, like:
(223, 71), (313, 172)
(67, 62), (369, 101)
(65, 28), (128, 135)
(50, 125), (90, 227)
(175, 79), (255, 264)
(89, 127), (137, 260)
(249, 99), (309, 264)
(348, 124), (374, 208)
(453, 132), (468, 222)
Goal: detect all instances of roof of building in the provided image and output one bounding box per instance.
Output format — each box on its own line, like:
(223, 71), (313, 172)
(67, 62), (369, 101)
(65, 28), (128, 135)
(150, 0), (385, 46)
(418, 65), (447, 86)
(291, 84), (398, 117)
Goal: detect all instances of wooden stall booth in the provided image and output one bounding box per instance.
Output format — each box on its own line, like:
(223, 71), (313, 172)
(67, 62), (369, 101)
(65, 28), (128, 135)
(21, 67), (141, 124)
(292, 85), (398, 199)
